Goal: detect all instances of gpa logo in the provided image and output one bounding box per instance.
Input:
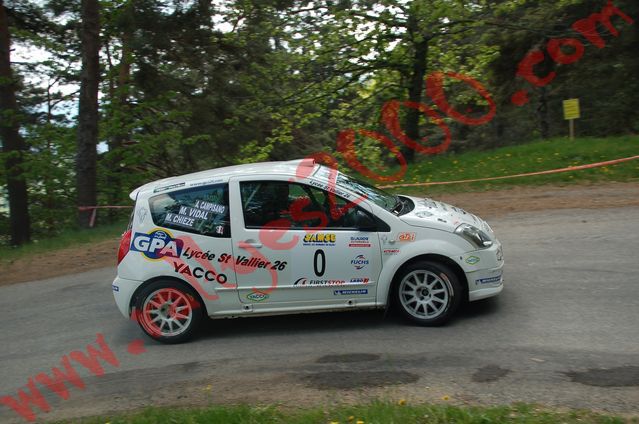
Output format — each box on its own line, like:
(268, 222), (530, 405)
(350, 254), (369, 270)
(130, 229), (184, 260)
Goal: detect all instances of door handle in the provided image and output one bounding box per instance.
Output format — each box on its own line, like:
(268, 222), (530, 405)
(240, 240), (263, 249)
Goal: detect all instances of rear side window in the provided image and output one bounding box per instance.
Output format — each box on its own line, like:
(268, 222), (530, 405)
(149, 184), (230, 237)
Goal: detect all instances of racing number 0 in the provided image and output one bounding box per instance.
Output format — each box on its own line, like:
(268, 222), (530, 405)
(314, 249), (326, 277)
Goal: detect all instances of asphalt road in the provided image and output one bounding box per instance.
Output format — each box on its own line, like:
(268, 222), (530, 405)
(1, 206), (638, 422)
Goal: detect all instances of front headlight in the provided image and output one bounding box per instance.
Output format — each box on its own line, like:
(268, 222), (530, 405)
(455, 223), (493, 249)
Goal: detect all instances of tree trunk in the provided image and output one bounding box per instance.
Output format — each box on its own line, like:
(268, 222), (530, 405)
(537, 86), (549, 139)
(76, 0), (100, 228)
(0, 1), (31, 245)
(403, 35), (429, 163)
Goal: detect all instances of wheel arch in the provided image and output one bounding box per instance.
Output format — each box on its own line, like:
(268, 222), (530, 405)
(129, 275), (209, 317)
(386, 253), (469, 303)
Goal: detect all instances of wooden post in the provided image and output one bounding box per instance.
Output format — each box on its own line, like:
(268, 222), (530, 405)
(569, 119), (575, 140)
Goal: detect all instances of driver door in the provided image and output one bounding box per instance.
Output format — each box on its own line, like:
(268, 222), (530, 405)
(228, 177), (382, 309)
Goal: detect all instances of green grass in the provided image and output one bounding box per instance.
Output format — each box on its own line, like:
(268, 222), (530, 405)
(0, 219), (128, 264)
(379, 135), (639, 196)
(71, 401), (636, 424)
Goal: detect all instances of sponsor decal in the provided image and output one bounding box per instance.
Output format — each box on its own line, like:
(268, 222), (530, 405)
(475, 274), (502, 285)
(189, 178), (223, 188)
(182, 247), (216, 261)
(383, 248), (400, 255)
(112, 284), (119, 292)
(496, 247), (503, 262)
(351, 254), (369, 270)
(334, 289), (368, 296)
(466, 256), (480, 265)
(348, 236), (371, 248)
(303, 233), (336, 246)
(172, 261), (228, 284)
(217, 253), (287, 271)
(398, 232), (416, 242)
(293, 277), (346, 287)
(308, 179), (352, 198)
(246, 291), (269, 302)
(349, 277), (370, 284)
(130, 229), (184, 260)
(153, 182), (185, 193)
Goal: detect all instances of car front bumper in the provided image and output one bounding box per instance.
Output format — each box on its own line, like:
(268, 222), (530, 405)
(463, 241), (504, 302)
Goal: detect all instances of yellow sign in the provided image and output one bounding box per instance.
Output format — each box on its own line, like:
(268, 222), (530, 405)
(563, 99), (580, 120)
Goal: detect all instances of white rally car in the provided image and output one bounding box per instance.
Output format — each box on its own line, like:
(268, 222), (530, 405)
(114, 159), (504, 343)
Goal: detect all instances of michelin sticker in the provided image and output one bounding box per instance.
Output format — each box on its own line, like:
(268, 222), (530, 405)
(334, 289), (368, 295)
(475, 275), (502, 285)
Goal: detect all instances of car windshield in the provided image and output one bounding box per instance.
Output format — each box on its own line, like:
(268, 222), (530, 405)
(332, 171), (398, 212)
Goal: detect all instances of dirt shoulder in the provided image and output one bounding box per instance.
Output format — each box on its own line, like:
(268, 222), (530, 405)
(1, 182), (637, 287)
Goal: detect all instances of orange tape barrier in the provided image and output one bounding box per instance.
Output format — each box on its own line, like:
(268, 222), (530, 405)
(78, 205), (133, 228)
(378, 155), (639, 189)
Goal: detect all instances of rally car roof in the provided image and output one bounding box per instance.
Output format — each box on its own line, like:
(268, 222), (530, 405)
(130, 159), (319, 200)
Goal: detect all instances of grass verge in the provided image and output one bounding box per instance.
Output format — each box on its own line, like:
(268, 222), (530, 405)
(74, 402), (635, 424)
(381, 135), (639, 196)
(0, 219), (127, 264)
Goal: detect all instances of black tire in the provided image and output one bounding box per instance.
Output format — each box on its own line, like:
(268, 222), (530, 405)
(392, 260), (463, 326)
(133, 280), (203, 344)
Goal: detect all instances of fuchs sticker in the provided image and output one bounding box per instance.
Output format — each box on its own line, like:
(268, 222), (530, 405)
(466, 256), (480, 265)
(130, 229), (183, 260)
(351, 254), (369, 270)
(348, 236), (371, 248)
(334, 289), (368, 296)
(476, 275), (502, 285)
(398, 232), (416, 242)
(246, 291), (269, 302)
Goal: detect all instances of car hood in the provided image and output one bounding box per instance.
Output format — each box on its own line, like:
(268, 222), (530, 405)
(398, 195), (494, 235)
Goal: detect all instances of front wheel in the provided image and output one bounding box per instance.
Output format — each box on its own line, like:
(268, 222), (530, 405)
(393, 260), (463, 326)
(133, 281), (203, 344)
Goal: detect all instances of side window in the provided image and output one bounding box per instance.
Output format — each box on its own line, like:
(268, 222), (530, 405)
(240, 181), (376, 230)
(149, 184), (230, 237)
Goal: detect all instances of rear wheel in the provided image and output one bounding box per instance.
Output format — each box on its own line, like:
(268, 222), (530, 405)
(393, 260), (462, 326)
(134, 281), (203, 344)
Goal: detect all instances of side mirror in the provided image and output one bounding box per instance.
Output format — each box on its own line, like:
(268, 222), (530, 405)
(355, 210), (377, 232)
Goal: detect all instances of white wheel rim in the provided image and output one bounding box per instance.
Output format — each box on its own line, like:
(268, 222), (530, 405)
(399, 270), (451, 320)
(140, 288), (193, 337)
